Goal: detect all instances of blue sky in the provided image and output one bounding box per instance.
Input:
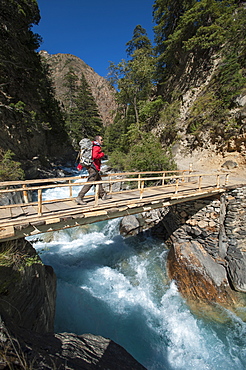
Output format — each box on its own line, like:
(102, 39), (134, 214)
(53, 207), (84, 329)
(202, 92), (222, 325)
(33, 0), (155, 78)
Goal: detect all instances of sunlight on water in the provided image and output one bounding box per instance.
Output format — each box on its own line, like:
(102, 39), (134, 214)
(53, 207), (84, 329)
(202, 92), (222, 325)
(42, 177), (93, 200)
(29, 179), (246, 370)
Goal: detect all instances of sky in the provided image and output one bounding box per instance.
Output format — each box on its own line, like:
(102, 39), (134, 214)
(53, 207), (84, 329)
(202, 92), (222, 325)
(33, 0), (155, 78)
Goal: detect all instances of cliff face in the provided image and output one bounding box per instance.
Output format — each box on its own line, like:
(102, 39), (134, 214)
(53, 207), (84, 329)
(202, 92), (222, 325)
(0, 0), (74, 171)
(0, 238), (56, 333)
(40, 51), (117, 126)
(153, 33), (246, 166)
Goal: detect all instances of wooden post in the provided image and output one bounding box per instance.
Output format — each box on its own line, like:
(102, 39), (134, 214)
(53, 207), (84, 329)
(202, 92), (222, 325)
(198, 175), (202, 191)
(140, 180), (144, 199)
(162, 172), (165, 186)
(216, 174), (220, 188)
(69, 180), (73, 198)
(225, 173), (229, 186)
(95, 184), (99, 206)
(22, 184), (29, 203)
(138, 174), (141, 189)
(38, 189), (42, 216)
(175, 178), (179, 194)
(188, 164), (193, 182)
(109, 176), (112, 194)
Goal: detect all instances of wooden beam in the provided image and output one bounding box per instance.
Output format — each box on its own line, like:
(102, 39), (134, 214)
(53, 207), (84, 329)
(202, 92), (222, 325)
(0, 226), (15, 238)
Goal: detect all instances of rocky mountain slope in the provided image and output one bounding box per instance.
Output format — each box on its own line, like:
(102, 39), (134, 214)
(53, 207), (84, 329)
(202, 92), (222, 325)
(40, 51), (117, 126)
(159, 54), (246, 176)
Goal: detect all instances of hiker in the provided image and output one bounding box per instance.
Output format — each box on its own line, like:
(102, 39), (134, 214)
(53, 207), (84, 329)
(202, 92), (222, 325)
(75, 135), (112, 205)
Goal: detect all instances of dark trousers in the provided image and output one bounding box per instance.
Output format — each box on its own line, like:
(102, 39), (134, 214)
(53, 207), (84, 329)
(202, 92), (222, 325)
(78, 167), (105, 199)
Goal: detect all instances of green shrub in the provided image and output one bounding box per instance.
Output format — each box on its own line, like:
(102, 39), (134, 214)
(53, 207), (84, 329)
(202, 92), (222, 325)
(0, 150), (25, 181)
(108, 134), (176, 172)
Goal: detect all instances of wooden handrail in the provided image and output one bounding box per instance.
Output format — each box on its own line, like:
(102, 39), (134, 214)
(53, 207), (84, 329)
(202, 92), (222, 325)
(0, 171), (230, 194)
(0, 169), (189, 188)
(0, 170), (230, 216)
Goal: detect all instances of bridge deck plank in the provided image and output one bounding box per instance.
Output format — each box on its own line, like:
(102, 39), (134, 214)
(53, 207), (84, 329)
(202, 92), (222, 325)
(43, 202), (71, 213)
(10, 206), (25, 219)
(0, 207), (11, 220)
(22, 205), (38, 216)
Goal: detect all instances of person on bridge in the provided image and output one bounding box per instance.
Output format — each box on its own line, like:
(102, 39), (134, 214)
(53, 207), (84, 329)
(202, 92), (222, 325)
(75, 135), (112, 205)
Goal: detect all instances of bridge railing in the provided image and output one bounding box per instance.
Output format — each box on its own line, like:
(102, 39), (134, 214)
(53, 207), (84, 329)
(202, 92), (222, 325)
(0, 170), (229, 216)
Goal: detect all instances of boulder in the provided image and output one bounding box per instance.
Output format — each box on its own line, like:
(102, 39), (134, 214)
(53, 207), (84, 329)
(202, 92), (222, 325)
(0, 238), (56, 333)
(221, 160), (238, 169)
(167, 239), (245, 320)
(226, 246), (246, 292)
(0, 317), (146, 369)
(119, 215), (140, 236)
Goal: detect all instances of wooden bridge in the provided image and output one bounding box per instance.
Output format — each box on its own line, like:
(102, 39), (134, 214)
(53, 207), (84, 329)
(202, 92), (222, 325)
(0, 169), (243, 242)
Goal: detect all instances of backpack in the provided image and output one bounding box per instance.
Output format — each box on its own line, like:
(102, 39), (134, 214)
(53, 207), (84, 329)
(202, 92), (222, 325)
(79, 138), (93, 167)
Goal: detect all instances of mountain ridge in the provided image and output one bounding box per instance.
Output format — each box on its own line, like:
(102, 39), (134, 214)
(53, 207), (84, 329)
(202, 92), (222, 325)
(40, 51), (117, 127)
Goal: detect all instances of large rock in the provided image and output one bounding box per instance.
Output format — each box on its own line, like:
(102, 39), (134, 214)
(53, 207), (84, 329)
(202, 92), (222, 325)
(167, 239), (245, 320)
(0, 317), (146, 369)
(226, 246), (246, 292)
(0, 238), (56, 333)
(119, 215), (141, 236)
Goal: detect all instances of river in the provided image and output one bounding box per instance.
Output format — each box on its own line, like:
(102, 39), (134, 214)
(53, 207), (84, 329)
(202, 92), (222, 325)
(28, 168), (246, 369)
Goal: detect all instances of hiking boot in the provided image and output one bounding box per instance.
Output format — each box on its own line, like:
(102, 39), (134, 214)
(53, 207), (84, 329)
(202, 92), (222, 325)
(75, 196), (87, 205)
(101, 194), (112, 200)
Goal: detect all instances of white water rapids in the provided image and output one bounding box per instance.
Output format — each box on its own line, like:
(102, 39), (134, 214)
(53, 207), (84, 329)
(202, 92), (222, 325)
(28, 168), (246, 369)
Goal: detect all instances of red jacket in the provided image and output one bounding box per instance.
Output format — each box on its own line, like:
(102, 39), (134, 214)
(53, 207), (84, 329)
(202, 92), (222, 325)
(92, 141), (104, 171)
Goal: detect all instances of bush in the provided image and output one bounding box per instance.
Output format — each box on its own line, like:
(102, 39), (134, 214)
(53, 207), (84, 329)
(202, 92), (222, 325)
(0, 150), (25, 181)
(108, 134), (176, 172)
(108, 150), (127, 171)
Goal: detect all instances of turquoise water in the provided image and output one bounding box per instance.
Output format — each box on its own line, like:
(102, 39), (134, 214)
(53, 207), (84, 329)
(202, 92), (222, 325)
(31, 218), (246, 370)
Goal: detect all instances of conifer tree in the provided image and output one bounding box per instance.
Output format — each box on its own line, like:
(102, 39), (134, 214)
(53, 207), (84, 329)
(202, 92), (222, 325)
(0, 0), (71, 167)
(126, 24), (152, 57)
(106, 25), (175, 172)
(152, 0), (246, 147)
(64, 72), (103, 144)
(153, 0), (241, 81)
(108, 25), (155, 134)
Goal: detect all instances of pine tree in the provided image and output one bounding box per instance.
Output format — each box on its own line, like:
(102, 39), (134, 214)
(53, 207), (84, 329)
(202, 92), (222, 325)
(66, 73), (103, 144)
(153, 0), (195, 55)
(106, 25), (174, 172)
(153, 0), (240, 82)
(0, 0), (71, 166)
(108, 25), (155, 131)
(126, 24), (152, 57)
